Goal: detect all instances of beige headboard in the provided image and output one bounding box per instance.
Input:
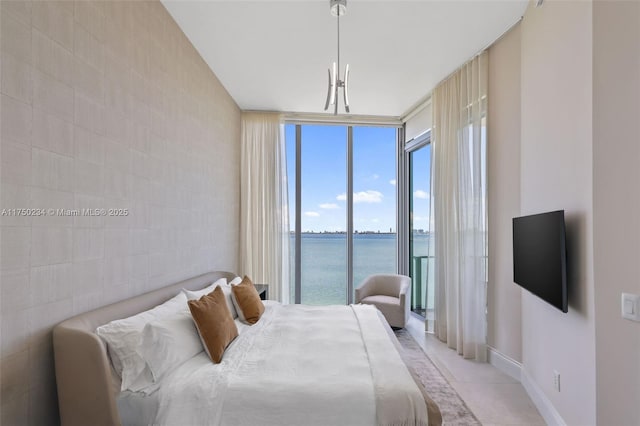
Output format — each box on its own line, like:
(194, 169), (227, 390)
(53, 271), (237, 426)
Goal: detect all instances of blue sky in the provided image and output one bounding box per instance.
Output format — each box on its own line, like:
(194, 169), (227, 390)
(285, 124), (431, 233)
(410, 145), (431, 233)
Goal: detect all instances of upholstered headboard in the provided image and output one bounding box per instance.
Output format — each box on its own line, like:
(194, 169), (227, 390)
(53, 271), (237, 426)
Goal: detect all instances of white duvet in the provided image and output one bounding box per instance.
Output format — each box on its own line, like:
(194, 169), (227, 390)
(151, 303), (428, 426)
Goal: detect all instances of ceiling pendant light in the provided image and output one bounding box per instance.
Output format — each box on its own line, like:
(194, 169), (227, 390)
(324, 0), (350, 115)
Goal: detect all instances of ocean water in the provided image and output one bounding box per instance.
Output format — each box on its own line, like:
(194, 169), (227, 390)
(289, 233), (433, 307)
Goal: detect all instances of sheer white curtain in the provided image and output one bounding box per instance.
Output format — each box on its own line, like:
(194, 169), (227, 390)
(432, 52), (488, 361)
(240, 112), (290, 303)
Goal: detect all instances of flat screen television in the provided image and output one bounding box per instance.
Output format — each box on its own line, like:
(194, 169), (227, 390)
(513, 210), (568, 313)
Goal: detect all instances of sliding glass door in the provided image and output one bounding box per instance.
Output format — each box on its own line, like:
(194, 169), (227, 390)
(406, 132), (434, 329)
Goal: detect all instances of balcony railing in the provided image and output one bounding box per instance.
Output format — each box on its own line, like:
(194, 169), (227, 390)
(411, 255), (434, 317)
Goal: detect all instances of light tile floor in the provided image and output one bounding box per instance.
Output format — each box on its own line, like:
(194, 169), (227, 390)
(406, 316), (546, 426)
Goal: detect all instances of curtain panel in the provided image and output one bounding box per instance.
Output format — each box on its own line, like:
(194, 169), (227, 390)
(432, 52), (488, 361)
(240, 113), (290, 303)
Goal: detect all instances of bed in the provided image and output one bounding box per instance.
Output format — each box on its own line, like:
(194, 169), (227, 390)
(53, 271), (441, 426)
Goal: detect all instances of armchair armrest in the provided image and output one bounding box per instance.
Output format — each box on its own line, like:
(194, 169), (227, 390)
(355, 278), (374, 303)
(398, 278), (411, 307)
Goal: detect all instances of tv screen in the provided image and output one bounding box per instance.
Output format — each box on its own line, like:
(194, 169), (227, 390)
(513, 210), (567, 313)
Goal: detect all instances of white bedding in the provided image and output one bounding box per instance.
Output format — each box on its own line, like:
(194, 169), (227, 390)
(117, 388), (161, 426)
(139, 302), (427, 426)
(117, 315), (251, 426)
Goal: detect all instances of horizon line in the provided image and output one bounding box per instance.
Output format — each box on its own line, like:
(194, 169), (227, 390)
(289, 230), (430, 235)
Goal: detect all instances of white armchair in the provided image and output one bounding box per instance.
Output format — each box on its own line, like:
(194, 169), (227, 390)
(355, 274), (411, 328)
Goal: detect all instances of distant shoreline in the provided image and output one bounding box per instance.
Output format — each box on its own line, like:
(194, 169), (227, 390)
(290, 231), (430, 235)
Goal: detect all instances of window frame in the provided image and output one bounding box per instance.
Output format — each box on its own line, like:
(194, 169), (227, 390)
(287, 122), (400, 304)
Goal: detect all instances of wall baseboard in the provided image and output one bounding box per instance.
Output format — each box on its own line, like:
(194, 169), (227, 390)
(520, 368), (567, 426)
(487, 346), (522, 381)
(487, 346), (566, 426)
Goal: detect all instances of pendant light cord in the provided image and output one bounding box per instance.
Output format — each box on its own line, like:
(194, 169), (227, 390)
(335, 7), (341, 114)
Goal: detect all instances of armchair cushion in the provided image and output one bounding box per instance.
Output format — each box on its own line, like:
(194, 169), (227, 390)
(360, 295), (400, 307)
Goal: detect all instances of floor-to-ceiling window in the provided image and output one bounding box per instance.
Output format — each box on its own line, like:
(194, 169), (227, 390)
(299, 125), (347, 305)
(352, 127), (398, 297)
(286, 124), (398, 305)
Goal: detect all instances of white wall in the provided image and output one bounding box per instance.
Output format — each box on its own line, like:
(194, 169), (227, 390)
(487, 24), (522, 363)
(593, 1), (640, 424)
(0, 1), (241, 424)
(484, 1), (640, 422)
(520, 1), (596, 424)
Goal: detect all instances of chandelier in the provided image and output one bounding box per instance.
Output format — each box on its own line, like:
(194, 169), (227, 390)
(324, 0), (350, 115)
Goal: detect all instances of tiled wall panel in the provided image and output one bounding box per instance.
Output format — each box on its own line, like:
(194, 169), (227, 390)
(0, 1), (241, 423)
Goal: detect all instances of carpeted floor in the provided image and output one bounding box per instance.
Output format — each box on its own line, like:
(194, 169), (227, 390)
(395, 329), (481, 426)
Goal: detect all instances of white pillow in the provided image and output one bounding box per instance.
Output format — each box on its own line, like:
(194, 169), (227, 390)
(96, 292), (188, 392)
(140, 311), (203, 383)
(181, 277), (226, 300)
(183, 278), (238, 319)
(227, 276), (242, 319)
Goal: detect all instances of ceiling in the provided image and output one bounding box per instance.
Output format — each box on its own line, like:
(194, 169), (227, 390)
(162, 0), (528, 118)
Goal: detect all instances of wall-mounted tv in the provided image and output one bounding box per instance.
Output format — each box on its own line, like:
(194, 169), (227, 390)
(512, 210), (568, 313)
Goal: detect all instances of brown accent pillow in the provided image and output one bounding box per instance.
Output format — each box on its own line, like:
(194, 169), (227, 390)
(230, 276), (265, 324)
(187, 286), (238, 363)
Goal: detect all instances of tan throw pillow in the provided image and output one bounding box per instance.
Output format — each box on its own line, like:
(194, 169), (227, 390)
(230, 276), (265, 324)
(187, 286), (238, 363)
